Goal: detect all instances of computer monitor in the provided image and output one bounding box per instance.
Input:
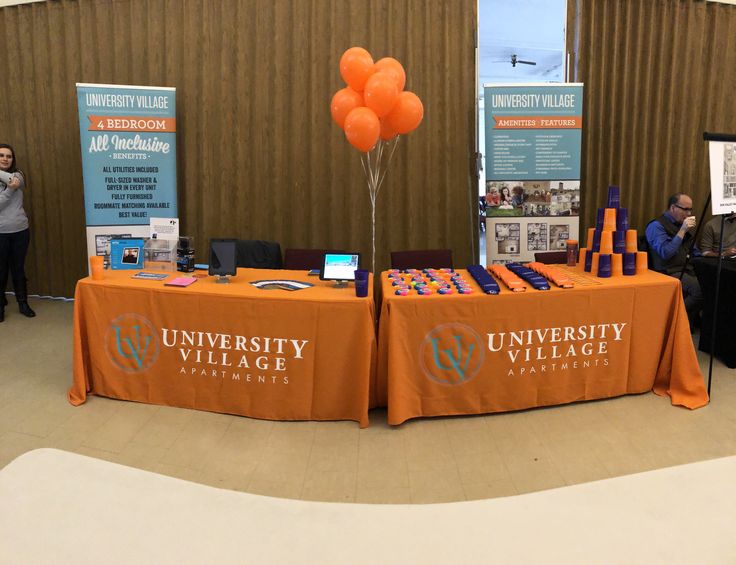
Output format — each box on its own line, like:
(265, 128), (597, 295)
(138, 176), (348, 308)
(320, 253), (360, 287)
(208, 239), (237, 283)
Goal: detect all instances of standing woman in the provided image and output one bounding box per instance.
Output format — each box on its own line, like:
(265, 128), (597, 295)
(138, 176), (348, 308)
(0, 143), (35, 321)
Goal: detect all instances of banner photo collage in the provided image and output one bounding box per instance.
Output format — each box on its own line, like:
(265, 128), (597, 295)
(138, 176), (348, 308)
(76, 83), (178, 262)
(483, 83), (583, 264)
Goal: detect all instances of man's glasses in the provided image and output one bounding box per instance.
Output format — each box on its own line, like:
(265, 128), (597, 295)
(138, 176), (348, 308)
(674, 204), (693, 213)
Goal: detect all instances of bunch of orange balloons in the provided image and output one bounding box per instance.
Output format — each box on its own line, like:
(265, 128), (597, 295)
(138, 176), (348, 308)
(330, 47), (424, 152)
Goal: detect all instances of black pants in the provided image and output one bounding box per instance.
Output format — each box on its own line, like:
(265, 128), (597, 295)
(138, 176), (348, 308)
(0, 228), (30, 300)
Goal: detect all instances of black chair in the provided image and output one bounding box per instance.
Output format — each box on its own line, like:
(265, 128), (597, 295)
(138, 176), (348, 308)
(534, 251), (567, 264)
(283, 248), (347, 271)
(235, 240), (282, 269)
(390, 249), (453, 270)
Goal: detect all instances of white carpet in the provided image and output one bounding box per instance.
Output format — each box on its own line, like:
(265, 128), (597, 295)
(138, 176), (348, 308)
(1, 448), (734, 564)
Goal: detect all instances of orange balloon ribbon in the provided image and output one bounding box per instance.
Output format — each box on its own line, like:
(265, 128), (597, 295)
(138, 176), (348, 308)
(524, 262), (575, 288)
(487, 265), (526, 291)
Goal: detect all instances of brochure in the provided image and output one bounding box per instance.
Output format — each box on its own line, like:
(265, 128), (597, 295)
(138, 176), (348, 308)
(164, 276), (197, 287)
(132, 272), (169, 281)
(149, 217), (180, 241)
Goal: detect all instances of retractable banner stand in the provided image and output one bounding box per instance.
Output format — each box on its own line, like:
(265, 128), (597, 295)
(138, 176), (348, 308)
(484, 83), (583, 264)
(76, 83), (177, 263)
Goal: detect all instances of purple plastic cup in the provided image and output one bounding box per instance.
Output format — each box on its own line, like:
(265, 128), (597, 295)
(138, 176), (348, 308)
(354, 269), (370, 297)
(607, 185), (620, 209)
(613, 230), (626, 254)
(623, 252), (636, 276)
(597, 254), (612, 278)
(616, 207), (629, 231)
(584, 248), (593, 272)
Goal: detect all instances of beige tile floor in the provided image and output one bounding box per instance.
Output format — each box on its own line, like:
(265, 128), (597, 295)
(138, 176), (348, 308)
(1, 296), (735, 504)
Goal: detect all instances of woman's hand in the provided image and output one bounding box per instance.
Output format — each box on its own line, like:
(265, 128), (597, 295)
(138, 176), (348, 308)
(7, 175), (20, 189)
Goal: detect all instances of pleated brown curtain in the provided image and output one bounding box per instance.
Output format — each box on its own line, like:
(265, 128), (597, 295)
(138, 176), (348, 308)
(567, 0), (736, 240)
(0, 0), (477, 298)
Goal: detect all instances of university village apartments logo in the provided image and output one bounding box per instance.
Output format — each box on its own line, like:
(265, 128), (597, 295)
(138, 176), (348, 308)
(420, 323), (485, 385)
(105, 314), (160, 372)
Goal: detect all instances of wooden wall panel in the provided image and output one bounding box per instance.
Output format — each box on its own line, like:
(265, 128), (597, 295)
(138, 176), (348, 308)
(568, 0), (736, 240)
(0, 0), (477, 297)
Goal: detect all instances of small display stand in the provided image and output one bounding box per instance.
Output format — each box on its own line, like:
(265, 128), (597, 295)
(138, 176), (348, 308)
(144, 238), (178, 271)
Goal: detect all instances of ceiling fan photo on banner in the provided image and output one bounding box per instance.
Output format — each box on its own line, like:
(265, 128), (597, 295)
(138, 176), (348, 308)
(483, 83), (583, 264)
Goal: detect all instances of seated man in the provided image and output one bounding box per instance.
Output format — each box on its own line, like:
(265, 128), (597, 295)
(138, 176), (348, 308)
(700, 212), (736, 257)
(645, 193), (703, 329)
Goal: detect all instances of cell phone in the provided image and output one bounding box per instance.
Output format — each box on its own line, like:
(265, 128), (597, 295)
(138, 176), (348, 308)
(308, 269), (320, 276)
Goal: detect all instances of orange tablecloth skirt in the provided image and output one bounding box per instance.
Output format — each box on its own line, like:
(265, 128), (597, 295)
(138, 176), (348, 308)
(376, 267), (708, 425)
(69, 268), (376, 427)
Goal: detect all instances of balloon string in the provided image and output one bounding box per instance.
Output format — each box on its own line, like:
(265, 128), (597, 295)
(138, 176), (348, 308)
(375, 137), (399, 201)
(362, 138), (398, 274)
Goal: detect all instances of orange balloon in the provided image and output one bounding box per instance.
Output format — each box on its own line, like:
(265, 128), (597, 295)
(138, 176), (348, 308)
(344, 107), (380, 152)
(379, 118), (398, 141)
(385, 91), (424, 134)
(374, 57), (406, 91)
(340, 47), (375, 91)
(330, 87), (364, 129)
(363, 72), (399, 117)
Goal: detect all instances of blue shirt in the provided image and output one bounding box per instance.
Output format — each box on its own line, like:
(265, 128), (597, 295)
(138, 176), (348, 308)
(645, 211), (700, 261)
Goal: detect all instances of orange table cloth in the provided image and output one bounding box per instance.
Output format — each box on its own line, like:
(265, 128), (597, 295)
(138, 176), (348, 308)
(376, 267), (708, 425)
(69, 268), (376, 427)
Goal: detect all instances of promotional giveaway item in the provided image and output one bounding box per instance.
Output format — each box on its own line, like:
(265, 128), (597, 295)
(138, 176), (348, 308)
(354, 269), (370, 297)
(580, 186), (646, 278)
(89, 255), (105, 280)
(386, 268), (474, 296)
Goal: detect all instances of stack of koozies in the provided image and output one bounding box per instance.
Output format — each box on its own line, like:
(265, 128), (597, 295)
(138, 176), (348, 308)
(525, 262), (575, 288)
(488, 264), (526, 291)
(467, 265), (500, 294)
(578, 185), (648, 277)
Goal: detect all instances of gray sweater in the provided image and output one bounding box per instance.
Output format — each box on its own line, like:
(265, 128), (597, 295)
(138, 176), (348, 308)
(0, 171), (29, 233)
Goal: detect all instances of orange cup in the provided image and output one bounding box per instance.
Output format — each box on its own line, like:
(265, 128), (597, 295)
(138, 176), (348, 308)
(586, 227), (596, 249)
(611, 253), (623, 276)
(603, 208), (617, 231)
(90, 255), (105, 280)
(579, 248), (587, 267)
(599, 231), (613, 254)
(636, 251), (648, 273)
(625, 229), (638, 253)
(591, 252), (600, 276)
